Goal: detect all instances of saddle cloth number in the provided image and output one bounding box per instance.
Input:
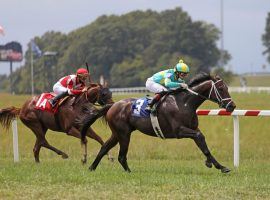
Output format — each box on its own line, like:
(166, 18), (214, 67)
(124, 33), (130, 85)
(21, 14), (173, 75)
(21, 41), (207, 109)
(133, 99), (145, 115)
(35, 93), (57, 113)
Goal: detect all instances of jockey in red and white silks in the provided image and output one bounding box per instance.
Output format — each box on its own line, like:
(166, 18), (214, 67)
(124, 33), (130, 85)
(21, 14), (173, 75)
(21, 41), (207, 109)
(49, 68), (89, 107)
(53, 74), (86, 95)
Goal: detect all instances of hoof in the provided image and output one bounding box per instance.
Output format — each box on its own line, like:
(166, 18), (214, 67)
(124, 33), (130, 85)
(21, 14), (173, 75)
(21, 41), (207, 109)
(89, 166), (96, 171)
(81, 159), (87, 165)
(221, 167), (231, 173)
(108, 157), (114, 162)
(62, 154), (69, 159)
(125, 168), (131, 173)
(205, 160), (212, 168)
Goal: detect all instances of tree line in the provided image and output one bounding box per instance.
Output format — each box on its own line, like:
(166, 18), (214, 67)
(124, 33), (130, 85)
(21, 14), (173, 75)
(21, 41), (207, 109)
(1, 7), (235, 94)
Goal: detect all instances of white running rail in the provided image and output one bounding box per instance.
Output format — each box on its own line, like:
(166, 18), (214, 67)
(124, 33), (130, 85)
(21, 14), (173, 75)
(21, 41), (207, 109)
(110, 87), (270, 94)
(196, 109), (270, 167)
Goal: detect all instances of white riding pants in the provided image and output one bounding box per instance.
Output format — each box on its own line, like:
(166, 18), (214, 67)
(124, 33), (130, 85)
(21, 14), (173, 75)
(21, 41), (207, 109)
(146, 78), (168, 94)
(53, 82), (68, 95)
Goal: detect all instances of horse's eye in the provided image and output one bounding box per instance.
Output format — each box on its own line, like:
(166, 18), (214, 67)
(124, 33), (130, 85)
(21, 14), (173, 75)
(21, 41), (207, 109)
(218, 86), (224, 91)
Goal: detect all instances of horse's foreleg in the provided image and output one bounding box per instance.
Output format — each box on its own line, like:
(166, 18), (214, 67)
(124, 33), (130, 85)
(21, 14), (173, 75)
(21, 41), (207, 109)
(178, 126), (230, 173)
(89, 134), (118, 171)
(87, 127), (114, 162)
(117, 132), (131, 172)
(67, 127), (87, 164)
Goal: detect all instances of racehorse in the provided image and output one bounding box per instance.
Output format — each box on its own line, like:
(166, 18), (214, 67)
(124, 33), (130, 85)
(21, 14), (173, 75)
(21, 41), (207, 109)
(81, 73), (236, 173)
(0, 83), (113, 163)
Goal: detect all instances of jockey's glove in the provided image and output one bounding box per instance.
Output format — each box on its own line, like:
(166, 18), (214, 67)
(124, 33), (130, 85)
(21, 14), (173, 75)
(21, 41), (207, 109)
(180, 83), (188, 89)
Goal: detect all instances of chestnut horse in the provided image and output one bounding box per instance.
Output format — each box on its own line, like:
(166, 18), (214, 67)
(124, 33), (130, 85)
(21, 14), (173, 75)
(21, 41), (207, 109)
(81, 73), (236, 173)
(0, 83), (113, 163)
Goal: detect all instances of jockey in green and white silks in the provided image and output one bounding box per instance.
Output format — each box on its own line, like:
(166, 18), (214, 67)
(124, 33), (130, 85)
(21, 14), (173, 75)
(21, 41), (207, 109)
(145, 59), (190, 112)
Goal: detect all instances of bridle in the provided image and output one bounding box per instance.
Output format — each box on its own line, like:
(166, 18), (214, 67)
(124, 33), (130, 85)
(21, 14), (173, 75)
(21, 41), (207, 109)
(208, 79), (233, 109)
(187, 79), (233, 109)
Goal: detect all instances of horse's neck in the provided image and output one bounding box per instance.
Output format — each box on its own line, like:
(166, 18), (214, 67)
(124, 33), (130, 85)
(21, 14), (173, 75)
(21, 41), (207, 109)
(178, 81), (211, 110)
(73, 93), (93, 107)
(86, 87), (99, 103)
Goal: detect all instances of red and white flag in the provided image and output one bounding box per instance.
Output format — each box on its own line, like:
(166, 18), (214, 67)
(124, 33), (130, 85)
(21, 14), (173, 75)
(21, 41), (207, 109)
(0, 25), (5, 36)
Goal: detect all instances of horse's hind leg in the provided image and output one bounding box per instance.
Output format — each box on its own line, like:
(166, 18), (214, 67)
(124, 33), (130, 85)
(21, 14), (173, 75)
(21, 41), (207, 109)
(33, 139), (42, 162)
(41, 139), (69, 159)
(28, 123), (68, 161)
(193, 131), (230, 173)
(89, 134), (118, 171)
(179, 126), (230, 173)
(31, 131), (68, 162)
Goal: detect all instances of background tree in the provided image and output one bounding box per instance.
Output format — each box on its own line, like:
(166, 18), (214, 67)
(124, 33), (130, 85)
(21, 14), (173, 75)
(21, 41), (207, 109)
(262, 12), (270, 64)
(3, 7), (230, 93)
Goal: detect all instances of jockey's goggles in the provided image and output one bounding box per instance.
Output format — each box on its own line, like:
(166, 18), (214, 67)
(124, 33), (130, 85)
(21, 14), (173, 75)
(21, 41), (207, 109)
(176, 71), (188, 76)
(77, 74), (88, 79)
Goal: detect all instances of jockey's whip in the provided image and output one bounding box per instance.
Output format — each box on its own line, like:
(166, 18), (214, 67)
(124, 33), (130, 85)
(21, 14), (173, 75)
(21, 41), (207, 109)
(85, 62), (92, 84)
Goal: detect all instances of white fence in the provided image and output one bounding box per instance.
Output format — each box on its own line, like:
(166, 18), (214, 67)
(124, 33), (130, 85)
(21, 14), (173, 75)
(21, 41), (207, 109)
(110, 86), (270, 94)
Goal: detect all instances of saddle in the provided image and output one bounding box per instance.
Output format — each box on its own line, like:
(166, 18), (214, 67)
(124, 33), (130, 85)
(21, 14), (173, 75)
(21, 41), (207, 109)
(132, 89), (185, 117)
(35, 93), (70, 113)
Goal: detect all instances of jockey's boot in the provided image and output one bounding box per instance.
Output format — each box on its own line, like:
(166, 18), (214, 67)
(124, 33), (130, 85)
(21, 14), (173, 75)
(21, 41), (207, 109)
(145, 93), (163, 113)
(49, 91), (69, 108)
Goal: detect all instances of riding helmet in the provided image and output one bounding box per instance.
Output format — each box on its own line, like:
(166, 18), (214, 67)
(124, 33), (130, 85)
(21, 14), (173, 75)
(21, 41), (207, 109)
(76, 68), (89, 75)
(174, 60), (190, 73)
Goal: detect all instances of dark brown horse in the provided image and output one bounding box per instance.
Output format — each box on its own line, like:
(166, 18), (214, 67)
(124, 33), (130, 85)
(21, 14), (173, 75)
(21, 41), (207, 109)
(81, 73), (236, 173)
(0, 83), (113, 163)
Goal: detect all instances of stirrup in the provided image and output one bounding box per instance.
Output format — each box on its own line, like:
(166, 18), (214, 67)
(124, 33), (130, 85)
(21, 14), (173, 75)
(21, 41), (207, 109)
(145, 105), (151, 112)
(49, 99), (57, 108)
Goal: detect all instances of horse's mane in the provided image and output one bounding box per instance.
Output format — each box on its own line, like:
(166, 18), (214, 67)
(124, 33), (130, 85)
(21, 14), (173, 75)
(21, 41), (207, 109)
(88, 83), (101, 88)
(188, 72), (214, 87)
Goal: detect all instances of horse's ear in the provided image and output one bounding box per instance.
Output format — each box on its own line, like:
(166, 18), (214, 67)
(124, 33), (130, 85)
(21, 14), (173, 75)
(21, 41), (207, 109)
(215, 75), (221, 80)
(104, 81), (109, 87)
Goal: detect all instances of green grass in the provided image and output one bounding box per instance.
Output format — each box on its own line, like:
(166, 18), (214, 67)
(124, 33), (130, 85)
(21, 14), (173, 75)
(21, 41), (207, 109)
(0, 92), (270, 199)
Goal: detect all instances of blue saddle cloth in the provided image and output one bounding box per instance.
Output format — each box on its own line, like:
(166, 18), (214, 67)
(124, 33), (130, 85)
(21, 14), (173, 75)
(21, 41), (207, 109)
(131, 97), (151, 118)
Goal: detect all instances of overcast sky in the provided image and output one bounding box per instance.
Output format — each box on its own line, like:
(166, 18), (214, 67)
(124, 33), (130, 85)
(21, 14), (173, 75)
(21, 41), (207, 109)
(0, 0), (269, 75)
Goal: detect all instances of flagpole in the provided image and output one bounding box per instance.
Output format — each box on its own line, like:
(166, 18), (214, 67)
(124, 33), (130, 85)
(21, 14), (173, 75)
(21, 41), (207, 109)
(31, 42), (34, 95)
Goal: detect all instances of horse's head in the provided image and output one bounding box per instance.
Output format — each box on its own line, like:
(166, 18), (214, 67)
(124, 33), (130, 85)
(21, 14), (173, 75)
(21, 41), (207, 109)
(189, 73), (236, 112)
(98, 85), (114, 105)
(86, 84), (113, 106)
(207, 75), (236, 112)
(206, 75), (236, 112)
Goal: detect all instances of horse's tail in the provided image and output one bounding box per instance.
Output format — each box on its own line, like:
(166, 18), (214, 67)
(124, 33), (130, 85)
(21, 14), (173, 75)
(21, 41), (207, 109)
(0, 107), (21, 131)
(81, 104), (113, 144)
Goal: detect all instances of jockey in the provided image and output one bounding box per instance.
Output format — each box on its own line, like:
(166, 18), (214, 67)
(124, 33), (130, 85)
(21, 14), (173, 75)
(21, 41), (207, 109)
(145, 59), (190, 112)
(48, 68), (90, 107)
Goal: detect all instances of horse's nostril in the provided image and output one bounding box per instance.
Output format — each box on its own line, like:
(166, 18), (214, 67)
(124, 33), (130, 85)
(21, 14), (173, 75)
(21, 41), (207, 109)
(226, 105), (236, 112)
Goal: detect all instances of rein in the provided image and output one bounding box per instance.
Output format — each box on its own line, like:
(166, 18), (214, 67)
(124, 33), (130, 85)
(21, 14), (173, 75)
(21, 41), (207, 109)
(73, 86), (100, 106)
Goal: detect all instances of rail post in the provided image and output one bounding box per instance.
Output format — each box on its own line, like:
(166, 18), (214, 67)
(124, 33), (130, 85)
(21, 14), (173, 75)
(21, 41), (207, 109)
(12, 119), (19, 162)
(233, 116), (239, 167)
